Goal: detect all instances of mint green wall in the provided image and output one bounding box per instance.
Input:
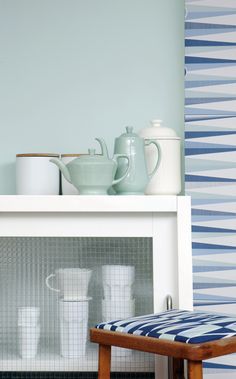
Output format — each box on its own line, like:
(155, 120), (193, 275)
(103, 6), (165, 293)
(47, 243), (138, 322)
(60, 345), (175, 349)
(0, 0), (184, 194)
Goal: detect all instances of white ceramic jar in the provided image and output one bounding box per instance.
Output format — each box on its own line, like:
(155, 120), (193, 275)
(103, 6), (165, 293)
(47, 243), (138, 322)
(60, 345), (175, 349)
(61, 154), (80, 195)
(16, 153), (60, 195)
(139, 120), (181, 195)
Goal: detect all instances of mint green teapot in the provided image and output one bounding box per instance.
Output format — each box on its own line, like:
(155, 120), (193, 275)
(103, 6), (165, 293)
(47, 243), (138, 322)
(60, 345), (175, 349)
(50, 139), (130, 195)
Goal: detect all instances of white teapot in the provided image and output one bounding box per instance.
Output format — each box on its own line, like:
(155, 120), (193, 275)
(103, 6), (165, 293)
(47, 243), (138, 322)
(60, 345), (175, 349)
(139, 120), (181, 195)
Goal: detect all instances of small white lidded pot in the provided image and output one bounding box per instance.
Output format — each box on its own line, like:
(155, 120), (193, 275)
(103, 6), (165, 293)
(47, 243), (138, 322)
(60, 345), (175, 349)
(16, 153), (60, 195)
(61, 154), (81, 195)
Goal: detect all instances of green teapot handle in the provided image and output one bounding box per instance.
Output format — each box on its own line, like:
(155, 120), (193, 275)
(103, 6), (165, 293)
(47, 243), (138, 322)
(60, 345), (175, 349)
(112, 154), (130, 186)
(145, 140), (161, 178)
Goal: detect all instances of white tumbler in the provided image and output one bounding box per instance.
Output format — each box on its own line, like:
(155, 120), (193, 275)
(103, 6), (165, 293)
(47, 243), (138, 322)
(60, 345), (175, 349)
(17, 307), (40, 359)
(102, 265), (135, 300)
(18, 325), (40, 359)
(18, 306), (40, 326)
(102, 298), (135, 321)
(102, 299), (135, 358)
(59, 299), (90, 358)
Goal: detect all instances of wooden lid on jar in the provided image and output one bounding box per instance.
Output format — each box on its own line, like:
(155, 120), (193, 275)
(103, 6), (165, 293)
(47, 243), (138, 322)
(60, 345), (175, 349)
(61, 154), (84, 157)
(16, 153), (60, 157)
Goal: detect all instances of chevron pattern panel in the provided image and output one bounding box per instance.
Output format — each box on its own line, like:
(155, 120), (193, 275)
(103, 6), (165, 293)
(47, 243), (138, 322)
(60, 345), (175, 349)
(185, 1), (236, 377)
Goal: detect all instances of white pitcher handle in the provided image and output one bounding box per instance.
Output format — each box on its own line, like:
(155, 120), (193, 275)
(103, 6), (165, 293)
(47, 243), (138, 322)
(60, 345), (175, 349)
(45, 274), (60, 292)
(145, 140), (161, 178)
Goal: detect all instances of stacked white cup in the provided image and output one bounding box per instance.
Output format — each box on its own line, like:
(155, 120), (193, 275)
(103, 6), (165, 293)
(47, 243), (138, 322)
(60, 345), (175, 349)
(59, 299), (90, 357)
(18, 307), (40, 359)
(45, 268), (92, 358)
(102, 265), (135, 357)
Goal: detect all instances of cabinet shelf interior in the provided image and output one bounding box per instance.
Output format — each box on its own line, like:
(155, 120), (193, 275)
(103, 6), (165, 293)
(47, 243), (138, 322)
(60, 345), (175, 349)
(0, 237), (154, 373)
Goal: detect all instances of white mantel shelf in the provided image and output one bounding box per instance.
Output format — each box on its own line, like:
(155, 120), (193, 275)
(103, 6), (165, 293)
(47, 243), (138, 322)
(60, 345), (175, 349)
(0, 195), (183, 213)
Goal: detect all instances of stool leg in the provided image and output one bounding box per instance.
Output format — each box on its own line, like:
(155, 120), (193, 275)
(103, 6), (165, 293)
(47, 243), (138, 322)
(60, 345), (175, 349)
(98, 344), (111, 379)
(173, 358), (184, 379)
(187, 360), (203, 379)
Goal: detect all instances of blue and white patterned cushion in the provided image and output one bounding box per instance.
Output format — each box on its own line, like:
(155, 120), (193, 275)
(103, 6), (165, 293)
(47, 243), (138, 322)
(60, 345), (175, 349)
(96, 309), (236, 344)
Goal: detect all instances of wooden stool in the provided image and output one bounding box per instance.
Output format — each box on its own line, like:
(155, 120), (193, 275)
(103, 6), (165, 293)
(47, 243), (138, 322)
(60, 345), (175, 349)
(90, 309), (236, 379)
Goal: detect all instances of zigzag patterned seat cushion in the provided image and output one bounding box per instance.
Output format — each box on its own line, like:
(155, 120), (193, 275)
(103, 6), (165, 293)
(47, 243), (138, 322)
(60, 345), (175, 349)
(96, 309), (236, 344)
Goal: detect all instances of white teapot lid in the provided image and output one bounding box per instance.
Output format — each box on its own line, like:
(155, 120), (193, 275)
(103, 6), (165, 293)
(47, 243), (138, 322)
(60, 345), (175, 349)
(139, 120), (180, 140)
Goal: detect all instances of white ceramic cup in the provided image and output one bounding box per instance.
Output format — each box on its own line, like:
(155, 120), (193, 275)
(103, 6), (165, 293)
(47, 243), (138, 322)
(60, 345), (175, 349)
(18, 324), (40, 359)
(59, 299), (90, 358)
(17, 307), (40, 327)
(45, 268), (92, 301)
(61, 155), (80, 195)
(102, 265), (135, 300)
(102, 298), (135, 321)
(16, 153), (60, 195)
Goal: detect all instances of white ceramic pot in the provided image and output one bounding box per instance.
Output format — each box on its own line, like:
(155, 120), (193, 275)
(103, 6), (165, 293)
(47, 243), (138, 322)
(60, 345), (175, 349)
(16, 153), (60, 195)
(61, 154), (80, 195)
(139, 120), (181, 195)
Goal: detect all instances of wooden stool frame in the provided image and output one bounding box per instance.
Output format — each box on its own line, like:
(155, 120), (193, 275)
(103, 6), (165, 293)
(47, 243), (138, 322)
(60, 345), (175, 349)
(90, 328), (236, 379)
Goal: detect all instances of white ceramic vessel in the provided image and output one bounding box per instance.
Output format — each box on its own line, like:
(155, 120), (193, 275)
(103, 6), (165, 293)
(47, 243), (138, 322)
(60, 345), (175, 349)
(17, 306), (40, 359)
(102, 265), (135, 300)
(139, 120), (181, 195)
(45, 268), (92, 301)
(61, 154), (80, 195)
(102, 298), (135, 321)
(59, 299), (90, 358)
(17, 306), (40, 327)
(16, 153), (60, 195)
(18, 324), (40, 359)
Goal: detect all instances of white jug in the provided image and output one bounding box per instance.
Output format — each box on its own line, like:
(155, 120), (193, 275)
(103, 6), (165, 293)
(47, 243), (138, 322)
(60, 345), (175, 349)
(45, 268), (92, 300)
(139, 120), (181, 195)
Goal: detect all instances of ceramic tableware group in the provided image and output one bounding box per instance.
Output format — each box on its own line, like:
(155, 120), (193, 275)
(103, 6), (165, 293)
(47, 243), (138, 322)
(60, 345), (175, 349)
(16, 121), (181, 196)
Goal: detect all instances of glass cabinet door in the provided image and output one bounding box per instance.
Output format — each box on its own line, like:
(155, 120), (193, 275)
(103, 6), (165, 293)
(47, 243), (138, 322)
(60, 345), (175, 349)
(0, 237), (155, 378)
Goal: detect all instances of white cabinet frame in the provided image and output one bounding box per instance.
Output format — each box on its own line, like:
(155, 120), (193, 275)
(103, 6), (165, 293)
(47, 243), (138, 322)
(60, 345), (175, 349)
(0, 195), (193, 377)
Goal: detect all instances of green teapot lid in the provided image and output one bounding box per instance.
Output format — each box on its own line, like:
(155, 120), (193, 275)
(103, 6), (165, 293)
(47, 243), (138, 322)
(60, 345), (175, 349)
(120, 126), (138, 138)
(80, 148), (105, 160)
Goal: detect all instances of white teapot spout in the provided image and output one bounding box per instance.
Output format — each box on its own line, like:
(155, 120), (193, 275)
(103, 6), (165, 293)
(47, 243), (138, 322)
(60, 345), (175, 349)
(50, 158), (72, 183)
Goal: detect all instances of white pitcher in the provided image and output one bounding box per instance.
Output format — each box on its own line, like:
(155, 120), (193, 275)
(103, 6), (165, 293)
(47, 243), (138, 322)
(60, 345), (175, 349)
(45, 268), (92, 300)
(139, 120), (181, 195)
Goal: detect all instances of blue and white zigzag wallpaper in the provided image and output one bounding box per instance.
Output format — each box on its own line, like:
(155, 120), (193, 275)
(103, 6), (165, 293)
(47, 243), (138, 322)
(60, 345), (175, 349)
(185, 0), (236, 377)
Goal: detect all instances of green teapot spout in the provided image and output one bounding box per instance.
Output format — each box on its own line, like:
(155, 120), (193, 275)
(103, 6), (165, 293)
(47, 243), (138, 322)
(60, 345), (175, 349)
(50, 158), (72, 183)
(95, 138), (109, 158)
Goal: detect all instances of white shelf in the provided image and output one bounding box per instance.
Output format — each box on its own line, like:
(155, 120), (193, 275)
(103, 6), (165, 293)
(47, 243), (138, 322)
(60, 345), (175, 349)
(0, 195), (180, 213)
(0, 344), (154, 372)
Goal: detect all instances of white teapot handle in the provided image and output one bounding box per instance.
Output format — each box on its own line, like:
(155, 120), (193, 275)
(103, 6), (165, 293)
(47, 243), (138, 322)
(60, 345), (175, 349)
(45, 274), (60, 292)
